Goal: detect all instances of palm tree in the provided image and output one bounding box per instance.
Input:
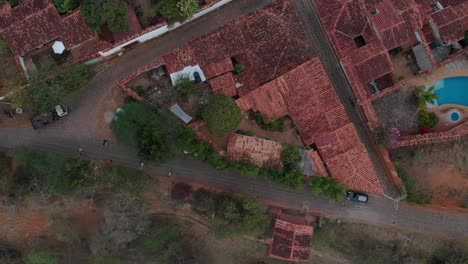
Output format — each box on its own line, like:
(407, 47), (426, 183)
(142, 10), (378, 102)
(416, 85), (439, 111)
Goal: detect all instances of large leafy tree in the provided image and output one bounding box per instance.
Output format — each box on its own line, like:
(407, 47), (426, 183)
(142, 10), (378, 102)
(281, 145), (301, 170)
(416, 85), (439, 111)
(138, 120), (170, 163)
(177, 0), (199, 18)
(202, 94), (242, 135)
(310, 176), (347, 201)
(112, 102), (158, 146)
(81, 0), (129, 32)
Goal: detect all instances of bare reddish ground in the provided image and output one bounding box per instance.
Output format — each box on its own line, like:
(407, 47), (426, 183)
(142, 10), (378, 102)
(0, 210), (49, 250)
(69, 202), (104, 238)
(96, 86), (126, 140)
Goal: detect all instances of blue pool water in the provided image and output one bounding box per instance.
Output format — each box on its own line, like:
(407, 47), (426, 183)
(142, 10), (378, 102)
(432, 76), (468, 106)
(451, 112), (460, 121)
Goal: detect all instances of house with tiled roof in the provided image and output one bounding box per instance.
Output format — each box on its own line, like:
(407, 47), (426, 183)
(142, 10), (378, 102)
(227, 133), (328, 177)
(0, 0), (96, 61)
(269, 218), (314, 262)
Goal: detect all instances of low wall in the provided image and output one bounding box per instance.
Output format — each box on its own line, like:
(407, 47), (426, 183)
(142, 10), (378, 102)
(395, 122), (467, 148)
(99, 0), (233, 57)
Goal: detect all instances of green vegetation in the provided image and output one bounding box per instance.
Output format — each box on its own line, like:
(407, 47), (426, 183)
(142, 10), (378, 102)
(0, 153), (14, 196)
(23, 250), (59, 264)
(234, 63), (246, 74)
(138, 221), (188, 263)
(192, 190), (269, 237)
(202, 94), (242, 135)
(396, 165), (431, 204)
(81, 0), (129, 32)
(254, 112), (285, 131)
(7, 0), (20, 7)
(25, 63), (93, 113)
(175, 75), (197, 101)
(177, 0), (199, 19)
(112, 102), (158, 145)
(52, 0), (79, 14)
(418, 110), (439, 129)
(416, 86), (439, 111)
(154, 0), (200, 23)
(281, 144), (301, 170)
(310, 176), (347, 201)
(138, 120), (170, 163)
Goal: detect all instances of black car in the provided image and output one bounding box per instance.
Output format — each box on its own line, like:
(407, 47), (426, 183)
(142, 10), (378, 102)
(346, 191), (369, 203)
(30, 114), (52, 129)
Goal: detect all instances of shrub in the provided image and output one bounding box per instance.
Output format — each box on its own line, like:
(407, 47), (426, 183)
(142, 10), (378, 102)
(52, 0), (79, 13)
(139, 221), (186, 263)
(418, 110), (439, 128)
(177, 0), (199, 19)
(175, 75), (197, 101)
(154, 0), (184, 22)
(134, 85), (145, 96)
(202, 94), (242, 135)
(23, 250), (59, 264)
(396, 165), (431, 204)
(138, 120), (171, 163)
(310, 176), (347, 201)
(232, 159), (261, 177)
(262, 168), (304, 187)
(0, 37), (8, 55)
(234, 63), (246, 74)
(81, 0), (129, 32)
(281, 145), (301, 170)
(254, 112), (284, 131)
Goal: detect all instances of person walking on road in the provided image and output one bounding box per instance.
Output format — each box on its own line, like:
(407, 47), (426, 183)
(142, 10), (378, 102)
(102, 139), (108, 146)
(78, 148), (83, 156)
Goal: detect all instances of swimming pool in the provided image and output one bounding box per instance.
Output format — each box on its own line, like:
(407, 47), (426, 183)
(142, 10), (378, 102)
(430, 76), (468, 106)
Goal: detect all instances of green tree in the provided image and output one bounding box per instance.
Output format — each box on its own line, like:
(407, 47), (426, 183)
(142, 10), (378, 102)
(81, 0), (129, 32)
(138, 120), (170, 163)
(112, 102), (158, 145)
(310, 176), (347, 201)
(416, 86), (439, 111)
(202, 94), (241, 135)
(175, 75), (197, 101)
(27, 63), (93, 113)
(418, 110), (439, 128)
(241, 199), (269, 234)
(281, 145), (301, 170)
(23, 250), (59, 264)
(232, 159), (260, 177)
(7, 0), (20, 7)
(52, 0), (79, 13)
(154, 0), (183, 22)
(177, 0), (199, 19)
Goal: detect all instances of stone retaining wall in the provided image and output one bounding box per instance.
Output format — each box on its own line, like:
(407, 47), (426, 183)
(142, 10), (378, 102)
(396, 122), (467, 148)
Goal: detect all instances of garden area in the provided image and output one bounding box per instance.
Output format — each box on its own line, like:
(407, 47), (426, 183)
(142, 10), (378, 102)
(390, 138), (468, 207)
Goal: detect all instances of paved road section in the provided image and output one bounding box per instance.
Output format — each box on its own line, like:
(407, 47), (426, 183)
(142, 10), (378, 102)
(0, 0), (467, 237)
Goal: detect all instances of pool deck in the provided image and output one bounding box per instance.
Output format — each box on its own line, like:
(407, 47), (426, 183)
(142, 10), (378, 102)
(399, 56), (468, 89)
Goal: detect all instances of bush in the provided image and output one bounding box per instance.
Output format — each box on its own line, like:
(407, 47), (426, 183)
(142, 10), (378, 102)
(262, 168), (304, 187)
(232, 159), (261, 177)
(23, 250), (59, 264)
(418, 110), (439, 128)
(202, 94), (242, 135)
(254, 112), (284, 131)
(81, 0), (129, 32)
(396, 165), (431, 204)
(175, 75), (197, 101)
(234, 63), (246, 74)
(134, 85), (145, 96)
(177, 0), (199, 19)
(52, 0), (79, 13)
(0, 37), (8, 55)
(112, 102), (158, 146)
(281, 145), (301, 170)
(137, 120), (170, 163)
(154, 0), (184, 22)
(192, 191), (268, 237)
(310, 176), (347, 201)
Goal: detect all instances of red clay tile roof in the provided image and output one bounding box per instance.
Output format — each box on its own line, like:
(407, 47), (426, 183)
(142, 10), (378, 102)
(237, 58), (384, 194)
(209, 72), (237, 97)
(60, 10), (95, 48)
(430, 3), (468, 42)
(227, 133), (283, 168)
(269, 219), (313, 262)
(0, 1), (95, 56)
(368, 0), (415, 50)
(202, 57), (234, 79)
(163, 0), (315, 96)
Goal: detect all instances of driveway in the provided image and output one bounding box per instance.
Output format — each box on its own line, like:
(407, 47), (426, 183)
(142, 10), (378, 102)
(0, 0), (467, 237)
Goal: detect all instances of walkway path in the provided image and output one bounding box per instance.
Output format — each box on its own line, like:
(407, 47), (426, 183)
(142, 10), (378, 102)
(0, 0), (467, 237)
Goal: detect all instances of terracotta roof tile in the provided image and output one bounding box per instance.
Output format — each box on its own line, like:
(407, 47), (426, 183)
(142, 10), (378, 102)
(431, 3), (468, 42)
(269, 219), (313, 262)
(227, 133), (283, 168)
(60, 10), (95, 48)
(209, 72), (237, 97)
(202, 57), (234, 79)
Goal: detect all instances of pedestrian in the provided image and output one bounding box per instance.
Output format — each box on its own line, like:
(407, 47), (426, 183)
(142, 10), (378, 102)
(168, 171), (172, 177)
(102, 139), (108, 146)
(78, 148), (83, 156)
(140, 162), (144, 168)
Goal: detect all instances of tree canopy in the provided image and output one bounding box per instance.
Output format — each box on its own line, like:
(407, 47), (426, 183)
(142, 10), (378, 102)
(202, 94), (242, 135)
(81, 0), (129, 32)
(177, 0), (199, 18)
(26, 63), (93, 113)
(154, 0), (200, 23)
(52, 0), (79, 14)
(310, 176), (347, 201)
(281, 145), (301, 170)
(23, 250), (59, 264)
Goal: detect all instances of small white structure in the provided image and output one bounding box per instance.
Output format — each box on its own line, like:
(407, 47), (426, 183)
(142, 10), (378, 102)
(52, 41), (65, 54)
(169, 65), (206, 85)
(169, 104), (193, 124)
